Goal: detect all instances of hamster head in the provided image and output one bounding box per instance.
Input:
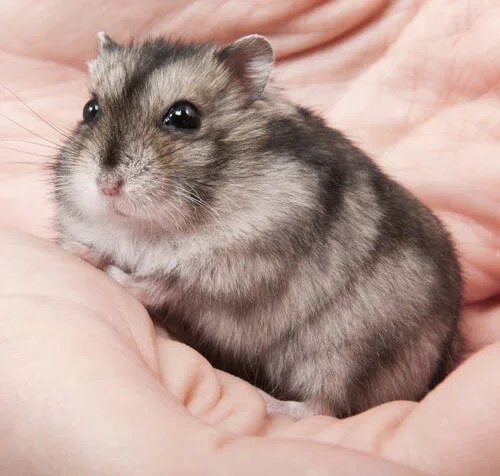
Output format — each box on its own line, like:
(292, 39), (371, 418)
(55, 33), (275, 233)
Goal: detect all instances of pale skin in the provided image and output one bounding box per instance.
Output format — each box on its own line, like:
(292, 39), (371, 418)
(0, 1), (499, 474)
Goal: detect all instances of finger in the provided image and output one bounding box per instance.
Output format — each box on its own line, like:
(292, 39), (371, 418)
(270, 399), (416, 453)
(155, 332), (268, 436)
(0, 1), (388, 65)
(383, 342), (500, 475)
(209, 436), (423, 476)
(461, 298), (500, 354)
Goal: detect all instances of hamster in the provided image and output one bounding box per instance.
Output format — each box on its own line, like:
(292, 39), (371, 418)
(53, 32), (462, 418)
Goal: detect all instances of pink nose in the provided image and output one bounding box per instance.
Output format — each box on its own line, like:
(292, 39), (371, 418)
(98, 177), (123, 196)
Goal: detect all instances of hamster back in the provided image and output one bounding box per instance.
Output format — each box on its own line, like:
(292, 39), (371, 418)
(54, 33), (462, 417)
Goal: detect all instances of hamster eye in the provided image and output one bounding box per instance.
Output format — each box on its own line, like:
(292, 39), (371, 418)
(83, 99), (100, 123)
(162, 102), (200, 130)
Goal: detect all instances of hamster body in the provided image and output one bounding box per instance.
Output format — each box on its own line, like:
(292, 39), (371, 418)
(54, 34), (462, 417)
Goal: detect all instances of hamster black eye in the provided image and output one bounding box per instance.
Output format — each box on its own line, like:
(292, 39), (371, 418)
(83, 99), (100, 123)
(162, 102), (200, 130)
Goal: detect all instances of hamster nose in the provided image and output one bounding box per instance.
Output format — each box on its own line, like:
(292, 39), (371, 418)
(98, 176), (123, 196)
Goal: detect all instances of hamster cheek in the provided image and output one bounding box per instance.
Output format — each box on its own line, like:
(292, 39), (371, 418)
(68, 163), (107, 218)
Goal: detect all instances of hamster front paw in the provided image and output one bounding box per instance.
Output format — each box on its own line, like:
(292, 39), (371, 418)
(257, 389), (316, 419)
(61, 241), (104, 268)
(104, 265), (157, 307)
(104, 265), (138, 290)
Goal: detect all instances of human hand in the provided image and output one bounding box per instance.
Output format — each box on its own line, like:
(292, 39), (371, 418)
(1, 228), (424, 475)
(0, 1), (499, 474)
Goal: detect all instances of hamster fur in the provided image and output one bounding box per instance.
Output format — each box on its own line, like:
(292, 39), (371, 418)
(54, 33), (462, 417)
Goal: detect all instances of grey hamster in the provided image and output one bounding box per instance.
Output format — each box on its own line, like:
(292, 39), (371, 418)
(54, 33), (462, 417)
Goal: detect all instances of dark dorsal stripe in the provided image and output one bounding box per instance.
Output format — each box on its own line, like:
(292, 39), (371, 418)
(122, 39), (213, 100)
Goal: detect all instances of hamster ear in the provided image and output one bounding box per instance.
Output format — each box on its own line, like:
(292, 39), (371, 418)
(97, 32), (121, 53)
(218, 35), (274, 103)
(88, 32), (122, 77)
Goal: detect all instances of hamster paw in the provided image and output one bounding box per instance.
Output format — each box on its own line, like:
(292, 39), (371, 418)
(257, 389), (316, 419)
(104, 265), (151, 304)
(105, 265), (137, 289)
(61, 241), (103, 268)
(104, 266), (168, 308)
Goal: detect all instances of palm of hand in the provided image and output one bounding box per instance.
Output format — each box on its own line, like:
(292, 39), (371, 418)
(0, 1), (499, 474)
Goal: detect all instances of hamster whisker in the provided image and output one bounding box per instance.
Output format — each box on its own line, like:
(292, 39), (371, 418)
(0, 145), (55, 160)
(145, 191), (184, 233)
(149, 178), (199, 233)
(0, 139), (62, 151)
(180, 180), (238, 217)
(207, 186), (243, 213)
(0, 111), (64, 148)
(174, 186), (234, 235)
(0, 159), (52, 168)
(186, 181), (243, 213)
(180, 186), (223, 222)
(0, 82), (78, 145)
